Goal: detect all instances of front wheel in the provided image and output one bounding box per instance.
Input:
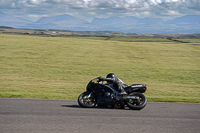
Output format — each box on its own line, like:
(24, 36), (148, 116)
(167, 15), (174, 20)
(126, 92), (147, 110)
(78, 91), (97, 108)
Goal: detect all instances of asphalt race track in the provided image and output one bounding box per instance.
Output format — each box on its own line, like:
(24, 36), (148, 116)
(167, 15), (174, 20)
(0, 98), (200, 133)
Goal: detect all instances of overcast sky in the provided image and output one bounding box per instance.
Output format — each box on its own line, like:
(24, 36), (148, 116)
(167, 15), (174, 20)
(0, 0), (200, 22)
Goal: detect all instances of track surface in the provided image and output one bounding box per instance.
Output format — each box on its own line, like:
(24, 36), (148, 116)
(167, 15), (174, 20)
(0, 98), (200, 133)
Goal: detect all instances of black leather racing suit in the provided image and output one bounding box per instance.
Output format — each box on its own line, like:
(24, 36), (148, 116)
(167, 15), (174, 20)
(99, 77), (128, 93)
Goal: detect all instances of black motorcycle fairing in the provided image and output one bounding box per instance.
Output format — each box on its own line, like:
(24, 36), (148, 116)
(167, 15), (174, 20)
(78, 77), (147, 109)
(86, 82), (116, 106)
(124, 84), (147, 93)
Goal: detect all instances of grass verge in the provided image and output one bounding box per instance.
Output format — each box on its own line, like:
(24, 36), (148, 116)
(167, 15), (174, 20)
(0, 34), (200, 102)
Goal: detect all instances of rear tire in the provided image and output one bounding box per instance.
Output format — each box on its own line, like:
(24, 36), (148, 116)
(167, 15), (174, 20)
(78, 91), (97, 108)
(126, 92), (147, 110)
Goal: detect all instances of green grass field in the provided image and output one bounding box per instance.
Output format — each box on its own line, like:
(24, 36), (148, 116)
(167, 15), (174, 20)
(0, 34), (200, 102)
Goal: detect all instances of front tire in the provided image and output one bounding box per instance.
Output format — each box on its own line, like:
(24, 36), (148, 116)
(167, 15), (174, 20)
(78, 91), (97, 108)
(126, 92), (147, 110)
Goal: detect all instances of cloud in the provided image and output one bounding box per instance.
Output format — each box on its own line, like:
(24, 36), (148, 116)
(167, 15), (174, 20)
(0, 0), (200, 21)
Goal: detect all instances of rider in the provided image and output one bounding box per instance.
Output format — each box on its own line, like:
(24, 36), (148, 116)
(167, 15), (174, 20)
(99, 73), (127, 94)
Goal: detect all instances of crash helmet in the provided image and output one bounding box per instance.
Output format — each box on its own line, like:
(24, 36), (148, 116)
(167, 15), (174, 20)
(106, 73), (116, 79)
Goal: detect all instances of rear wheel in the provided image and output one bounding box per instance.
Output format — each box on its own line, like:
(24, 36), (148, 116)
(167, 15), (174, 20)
(126, 92), (147, 110)
(78, 91), (96, 108)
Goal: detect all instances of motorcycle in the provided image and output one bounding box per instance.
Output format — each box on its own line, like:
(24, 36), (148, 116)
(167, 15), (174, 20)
(78, 77), (147, 110)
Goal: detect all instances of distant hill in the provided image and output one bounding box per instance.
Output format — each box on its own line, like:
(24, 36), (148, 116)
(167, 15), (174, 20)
(36, 14), (89, 25)
(0, 11), (31, 27)
(91, 16), (163, 25)
(0, 11), (200, 34)
(91, 17), (123, 25)
(164, 15), (200, 25)
(89, 15), (200, 33)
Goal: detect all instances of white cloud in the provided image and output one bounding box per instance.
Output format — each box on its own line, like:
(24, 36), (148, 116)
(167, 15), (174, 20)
(11, 2), (15, 7)
(162, 10), (182, 15)
(0, 0), (200, 21)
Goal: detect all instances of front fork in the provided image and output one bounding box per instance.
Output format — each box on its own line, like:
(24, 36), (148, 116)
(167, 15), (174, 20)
(86, 92), (93, 99)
